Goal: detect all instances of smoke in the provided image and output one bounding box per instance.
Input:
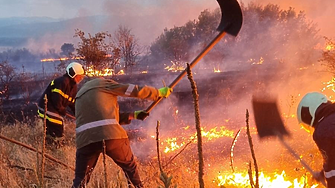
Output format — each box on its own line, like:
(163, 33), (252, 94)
(122, 0), (333, 170)
(250, 0), (335, 38)
(3, 0), (331, 172)
(101, 0), (218, 46)
(16, 0), (335, 55)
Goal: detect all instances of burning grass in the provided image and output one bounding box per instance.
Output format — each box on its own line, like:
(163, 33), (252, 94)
(0, 114), (324, 187)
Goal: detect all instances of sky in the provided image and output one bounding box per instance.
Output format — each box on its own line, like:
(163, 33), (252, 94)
(0, 0), (334, 53)
(1, 0), (334, 38)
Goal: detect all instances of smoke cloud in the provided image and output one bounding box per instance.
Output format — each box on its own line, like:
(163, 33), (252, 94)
(250, 0), (335, 37)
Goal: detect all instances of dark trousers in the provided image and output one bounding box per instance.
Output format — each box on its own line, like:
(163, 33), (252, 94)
(72, 138), (142, 188)
(45, 119), (64, 138)
(326, 177), (335, 187)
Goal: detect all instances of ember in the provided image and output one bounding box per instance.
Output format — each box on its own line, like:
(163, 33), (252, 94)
(164, 61), (185, 72)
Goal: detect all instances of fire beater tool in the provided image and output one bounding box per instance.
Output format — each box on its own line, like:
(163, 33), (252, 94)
(145, 0), (243, 112)
(252, 97), (326, 187)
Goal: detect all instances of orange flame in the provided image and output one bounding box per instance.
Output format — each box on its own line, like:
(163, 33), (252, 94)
(213, 170), (319, 187)
(40, 56), (83, 62)
(164, 61), (185, 72)
(160, 126), (235, 154)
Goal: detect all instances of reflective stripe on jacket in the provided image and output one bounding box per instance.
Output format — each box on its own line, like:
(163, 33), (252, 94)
(75, 78), (160, 149)
(37, 108), (64, 125)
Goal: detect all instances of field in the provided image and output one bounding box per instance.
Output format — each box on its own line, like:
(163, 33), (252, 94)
(0, 69), (327, 187)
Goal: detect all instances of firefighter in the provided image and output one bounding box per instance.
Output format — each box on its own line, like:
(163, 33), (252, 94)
(72, 77), (172, 188)
(297, 92), (335, 187)
(37, 62), (85, 146)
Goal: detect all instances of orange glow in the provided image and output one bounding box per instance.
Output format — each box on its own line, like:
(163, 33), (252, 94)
(40, 56), (83, 62)
(85, 66), (114, 77)
(321, 77), (335, 101)
(164, 61), (185, 72)
(249, 57), (264, 65)
(214, 66), (221, 73)
(160, 126), (235, 154)
(117, 70), (125, 75)
(326, 44), (334, 51)
(213, 170), (319, 187)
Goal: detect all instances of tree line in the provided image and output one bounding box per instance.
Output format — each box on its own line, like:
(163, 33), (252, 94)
(1, 2), (335, 109)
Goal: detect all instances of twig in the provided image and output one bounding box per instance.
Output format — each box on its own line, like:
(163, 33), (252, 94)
(156, 121), (163, 172)
(102, 139), (108, 188)
(156, 121), (175, 188)
(0, 134), (75, 171)
(230, 129), (241, 172)
(246, 109), (259, 188)
(41, 94), (47, 188)
(162, 139), (194, 169)
(186, 63), (204, 188)
(247, 162), (255, 188)
(143, 138), (194, 184)
(161, 80), (166, 87)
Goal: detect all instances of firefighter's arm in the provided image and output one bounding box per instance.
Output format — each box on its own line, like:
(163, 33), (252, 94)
(50, 80), (67, 115)
(68, 101), (75, 114)
(105, 80), (163, 100)
(119, 111), (149, 125)
(119, 112), (132, 125)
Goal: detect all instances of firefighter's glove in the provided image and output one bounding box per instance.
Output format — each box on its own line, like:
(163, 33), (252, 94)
(134, 110), (149, 121)
(158, 87), (173, 98)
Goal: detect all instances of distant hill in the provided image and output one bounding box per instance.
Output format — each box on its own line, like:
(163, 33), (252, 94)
(0, 16), (112, 47)
(0, 17), (60, 27)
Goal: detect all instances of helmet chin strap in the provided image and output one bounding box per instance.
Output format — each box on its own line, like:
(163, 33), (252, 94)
(68, 67), (76, 78)
(301, 106), (313, 126)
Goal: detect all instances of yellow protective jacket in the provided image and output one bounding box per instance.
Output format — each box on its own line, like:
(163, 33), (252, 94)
(75, 77), (160, 149)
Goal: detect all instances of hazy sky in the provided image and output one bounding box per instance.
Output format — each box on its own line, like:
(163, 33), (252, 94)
(2, 0), (334, 53)
(0, 0), (333, 38)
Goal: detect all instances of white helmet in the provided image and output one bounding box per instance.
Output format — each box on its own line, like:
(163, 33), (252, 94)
(297, 92), (328, 127)
(66, 62), (85, 78)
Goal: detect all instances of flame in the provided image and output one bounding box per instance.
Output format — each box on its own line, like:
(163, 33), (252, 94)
(249, 57), (264, 65)
(321, 77), (335, 101)
(213, 170), (319, 187)
(40, 56), (83, 62)
(85, 66), (114, 77)
(164, 61), (185, 72)
(117, 70), (125, 75)
(326, 44), (334, 51)
(141, 70), (148, 74)
(214, 66), (221, 73)
(161, 126), (235, 153)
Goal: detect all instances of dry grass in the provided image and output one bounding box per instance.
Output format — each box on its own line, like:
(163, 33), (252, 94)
(0, 119), (201, 188)
(0, 114), (324, 188)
